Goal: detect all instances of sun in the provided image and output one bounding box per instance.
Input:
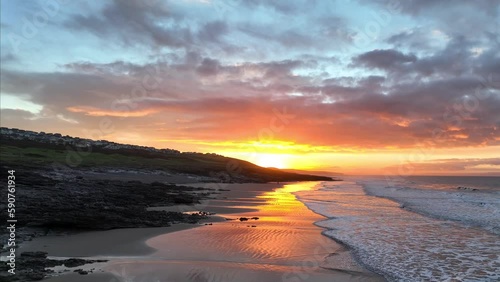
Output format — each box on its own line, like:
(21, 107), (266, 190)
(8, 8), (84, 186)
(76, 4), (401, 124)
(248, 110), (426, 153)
(254, 154), (288, 169)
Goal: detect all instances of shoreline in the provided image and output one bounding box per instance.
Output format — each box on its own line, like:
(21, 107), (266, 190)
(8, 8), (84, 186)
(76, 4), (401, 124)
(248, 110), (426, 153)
(296, 181), (390, 279)
(295, 178), (500, 281)
(13, 181), (384, 282)
(142, 182), (384, 281)
(5, 182), (278, 281)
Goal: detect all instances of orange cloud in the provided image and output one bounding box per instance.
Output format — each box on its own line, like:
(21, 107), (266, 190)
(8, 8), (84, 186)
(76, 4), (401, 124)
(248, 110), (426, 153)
(67, 106), (158, 117)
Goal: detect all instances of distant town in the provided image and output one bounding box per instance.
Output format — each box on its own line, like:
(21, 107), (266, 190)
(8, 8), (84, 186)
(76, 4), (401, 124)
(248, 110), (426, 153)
(0, 127), (215, 156)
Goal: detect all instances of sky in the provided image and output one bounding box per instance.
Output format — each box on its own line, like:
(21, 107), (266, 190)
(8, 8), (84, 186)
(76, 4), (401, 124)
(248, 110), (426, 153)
(1, 0), (499, 176)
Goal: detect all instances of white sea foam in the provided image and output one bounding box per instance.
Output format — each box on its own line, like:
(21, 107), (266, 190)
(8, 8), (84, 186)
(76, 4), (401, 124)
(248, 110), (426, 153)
(360, 178), (500, 235)
(295, 180), (500, 281)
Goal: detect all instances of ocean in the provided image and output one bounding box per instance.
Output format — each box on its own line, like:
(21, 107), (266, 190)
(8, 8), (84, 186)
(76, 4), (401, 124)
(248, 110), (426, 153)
(295, 176), (500, 281)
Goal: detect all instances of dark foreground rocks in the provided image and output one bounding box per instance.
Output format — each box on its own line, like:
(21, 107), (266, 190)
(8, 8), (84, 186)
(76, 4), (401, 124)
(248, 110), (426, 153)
(457, 186), (478, 191)
(0, 167), (211, 235)
(0, 166), (214, 281)
(0, 251), (107, 281)
(238, 217), (259, 221)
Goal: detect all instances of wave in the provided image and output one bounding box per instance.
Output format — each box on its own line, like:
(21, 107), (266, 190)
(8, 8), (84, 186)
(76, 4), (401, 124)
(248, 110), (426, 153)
(361, 178), (500, 235)
(295, 180), (500, 281)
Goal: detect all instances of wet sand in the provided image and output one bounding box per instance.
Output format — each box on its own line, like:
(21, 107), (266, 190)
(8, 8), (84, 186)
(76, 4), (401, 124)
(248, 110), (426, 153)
(18, 224), (198, 257)
(32, 182), (383, 282)
(43, 272), (117, 282)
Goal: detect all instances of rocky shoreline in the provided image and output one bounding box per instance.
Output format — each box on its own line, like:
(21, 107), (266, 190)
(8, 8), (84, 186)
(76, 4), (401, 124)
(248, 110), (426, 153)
(0, 133), (335, 281)
(0, 251), (107, 281)
(0, 165), (216, 281)
(0, 166), (213, 232)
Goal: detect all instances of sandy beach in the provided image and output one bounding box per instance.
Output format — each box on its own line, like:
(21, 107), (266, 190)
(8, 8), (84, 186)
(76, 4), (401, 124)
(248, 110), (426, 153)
(27, 182), (384, 282)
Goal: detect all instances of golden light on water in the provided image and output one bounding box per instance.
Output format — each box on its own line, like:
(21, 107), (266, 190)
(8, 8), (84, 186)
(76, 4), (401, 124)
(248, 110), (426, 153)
(257, 182), (318, 215)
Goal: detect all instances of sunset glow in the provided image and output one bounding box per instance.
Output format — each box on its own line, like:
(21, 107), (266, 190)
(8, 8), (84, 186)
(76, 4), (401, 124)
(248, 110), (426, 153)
(2, 2), (499, 282)
(253, 154), (289, 169)
(1, 0), (499, 176)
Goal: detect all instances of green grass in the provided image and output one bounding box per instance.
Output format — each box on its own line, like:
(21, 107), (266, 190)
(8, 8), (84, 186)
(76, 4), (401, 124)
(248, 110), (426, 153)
(0, 144), (233, 176)
(0, 141), (333, 181)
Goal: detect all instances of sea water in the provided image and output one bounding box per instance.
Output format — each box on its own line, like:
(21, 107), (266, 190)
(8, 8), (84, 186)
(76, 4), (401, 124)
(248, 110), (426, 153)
(295, 176), (500, 281)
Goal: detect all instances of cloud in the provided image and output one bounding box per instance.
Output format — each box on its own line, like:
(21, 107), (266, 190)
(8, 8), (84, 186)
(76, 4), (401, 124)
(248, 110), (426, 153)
(236, 19), (351, 52)
(238, 0), (318, 15)
(358, 0), (499, 36)
(1, 0), (499, 157)
(66, 106), (158, 117)
(64, 0), (193, 48)
(2, 41), (499, 150)
(386, 28), (441, 50)
(353, 36), (500, 80)
(0, 53), (17, 63)
(0, 108), (83, 136)
(352, 49), (417, 71)
(382, 0), (498, 17)
(197, 20), (228, 43)
(0, 108), (35, 120)
(196, 58), (221, 76)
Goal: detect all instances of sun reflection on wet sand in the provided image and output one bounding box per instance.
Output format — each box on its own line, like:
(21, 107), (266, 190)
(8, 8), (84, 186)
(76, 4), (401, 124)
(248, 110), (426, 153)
(103, 182), (384, 282)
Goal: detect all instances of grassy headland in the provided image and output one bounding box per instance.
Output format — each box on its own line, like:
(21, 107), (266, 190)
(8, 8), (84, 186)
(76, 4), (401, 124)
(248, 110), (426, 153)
(0, 130), (333, 183)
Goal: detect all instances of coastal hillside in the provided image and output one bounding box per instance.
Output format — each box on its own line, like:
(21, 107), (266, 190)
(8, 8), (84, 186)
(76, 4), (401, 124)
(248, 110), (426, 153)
(0, 127), (333, 183)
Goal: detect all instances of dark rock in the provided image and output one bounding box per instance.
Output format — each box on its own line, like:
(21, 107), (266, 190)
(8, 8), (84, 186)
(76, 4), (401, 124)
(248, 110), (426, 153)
(0, 253), (108, 281)
(0, 168), (209, 233)
(20, 251), (48, 258)
(64, 258), (88, 268)
(0, 168), (207, 281)
(77, 270), (89, 275)
(239, 217), (249, 221)
(457, 186), (478, 191)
